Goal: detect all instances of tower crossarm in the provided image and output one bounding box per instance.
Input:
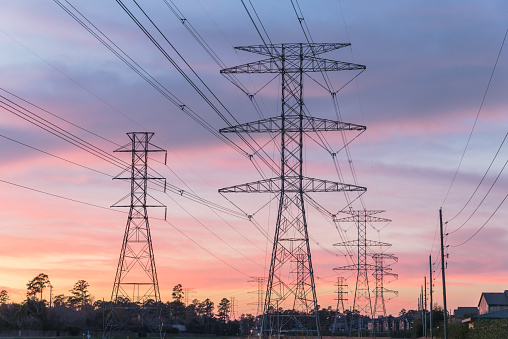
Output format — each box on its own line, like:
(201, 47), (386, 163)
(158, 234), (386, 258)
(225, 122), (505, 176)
(333, 240), (391, 247)
(333, 215), (391, 223)
(334, 264), (378, 271)
(219, 176), (366, 193)
(234, 43), (351, 57)
(219, 116), (365, 134)
(221, 57), (365, 74)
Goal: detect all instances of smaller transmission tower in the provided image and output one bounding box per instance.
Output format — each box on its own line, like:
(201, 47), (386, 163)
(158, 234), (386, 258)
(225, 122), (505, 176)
(104, 132), (166, 339)
(230, 296), (237, 321)
(333, 210), (391, 336)
(371, 253), (398, 318)
(332, 276), (348, 334)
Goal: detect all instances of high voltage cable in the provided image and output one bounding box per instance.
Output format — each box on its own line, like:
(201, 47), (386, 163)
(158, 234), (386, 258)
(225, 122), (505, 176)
(115, 0), (280, 174)
(0, 178), (124, 213)
(447, 152), (508, 235)
(0, 91), (249, 220)
(447, 132), (508, 226)
(54, 0), (246, 157)
(449, 194), (508, 248)
(0, 177), (253, 279)
(1, 89), (270, 268)
(0, 134), (111, 177)
(442, 28), (507, 206)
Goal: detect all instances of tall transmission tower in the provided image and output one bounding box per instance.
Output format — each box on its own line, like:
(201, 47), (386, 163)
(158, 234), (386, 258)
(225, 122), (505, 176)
(104, 132), (166, 339)
(219, 43), (366, 339)
(333, 210), (391, 335)
(332, 276), (348, 334)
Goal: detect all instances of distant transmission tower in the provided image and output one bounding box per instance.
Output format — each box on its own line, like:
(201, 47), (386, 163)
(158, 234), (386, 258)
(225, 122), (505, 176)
(370, 253), (398, 318)
(332, 276), (348, 334)
(219, 43), (366, 339)
(334, 210), (391, 335)
(230, 296), (237, 321)
(104, 132), (166, 339)
(248, 277), (266, 317)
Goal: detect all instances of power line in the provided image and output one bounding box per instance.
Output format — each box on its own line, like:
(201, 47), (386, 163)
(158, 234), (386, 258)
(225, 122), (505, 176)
(0, 178), (122, 213)
(449, 194), (508, 248)
(441, 28), (508, 206)
(447, 132), (508, 230)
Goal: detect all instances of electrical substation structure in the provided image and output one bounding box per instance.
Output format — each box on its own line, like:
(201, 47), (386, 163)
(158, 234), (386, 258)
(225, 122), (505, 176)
(104, 132), (166, 339)
(219, 43), (367, 339)
(333, 210), (391, 336)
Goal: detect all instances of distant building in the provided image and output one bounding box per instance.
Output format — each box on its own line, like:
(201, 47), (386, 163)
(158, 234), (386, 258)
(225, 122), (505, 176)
(367, 315), (414, 332)
(462, 308), (508, 329)
(453, 306), (479, 318)
(478, 290), (508, 314)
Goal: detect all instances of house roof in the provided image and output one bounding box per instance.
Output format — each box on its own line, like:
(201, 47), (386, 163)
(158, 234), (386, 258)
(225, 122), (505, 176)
(479, 291), (508, 307)
(463, 308), (508, 323)
(454, 307), (479, 317)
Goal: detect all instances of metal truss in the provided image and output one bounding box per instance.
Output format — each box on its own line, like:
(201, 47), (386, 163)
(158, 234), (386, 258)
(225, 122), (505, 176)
(332, 276), (349, 334)
(333, 210), (391, 336)
(104, 132), (166, 339)
(220, 43), (365, 339)
(370, 253), (398, 319)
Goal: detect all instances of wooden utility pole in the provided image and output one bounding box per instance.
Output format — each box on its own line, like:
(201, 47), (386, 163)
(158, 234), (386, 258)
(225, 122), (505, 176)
(424, 276), (427, 337)
(440, 208), (448, 339)
(429, 255), (433, 339)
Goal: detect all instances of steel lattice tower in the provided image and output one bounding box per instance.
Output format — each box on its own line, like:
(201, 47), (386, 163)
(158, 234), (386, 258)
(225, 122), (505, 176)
(219, 43), (366, 339)
(371, 253), (398, 318)
(333, 210), (391, 335)
(248, 277), (266, 317)
(104, 132), (166, 339)
(332, 276), (348, 334)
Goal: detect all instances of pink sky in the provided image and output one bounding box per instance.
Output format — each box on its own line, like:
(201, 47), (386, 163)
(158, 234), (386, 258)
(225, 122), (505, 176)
(0, 0), (507, 318)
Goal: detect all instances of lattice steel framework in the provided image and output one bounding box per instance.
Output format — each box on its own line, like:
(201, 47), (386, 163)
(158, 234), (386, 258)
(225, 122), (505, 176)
(370, 253), (398, 318)
(219, 43), (366, 339)
(333, 210), (391, 335)
(104, 132), (166, 339)
(331, 276), (348, 334)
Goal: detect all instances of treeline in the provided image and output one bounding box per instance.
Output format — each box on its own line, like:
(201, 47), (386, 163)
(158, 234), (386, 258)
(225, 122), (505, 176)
(0, 274), (346, 336)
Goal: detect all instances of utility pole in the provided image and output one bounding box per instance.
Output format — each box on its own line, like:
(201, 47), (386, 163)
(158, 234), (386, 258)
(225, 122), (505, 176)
(420, 285), (424, 336)
(429, 255), (433, 339)
(440, 208), (448, 339)
(424, 276), (427, 337)
(220, 42), (366, 339)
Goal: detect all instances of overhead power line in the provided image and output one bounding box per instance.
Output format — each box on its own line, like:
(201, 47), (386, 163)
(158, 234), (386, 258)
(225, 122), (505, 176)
(442, 28), (508, 206)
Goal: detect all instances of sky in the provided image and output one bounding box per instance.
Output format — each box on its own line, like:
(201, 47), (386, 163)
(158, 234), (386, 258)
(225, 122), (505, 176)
(0, 0), (507, 318)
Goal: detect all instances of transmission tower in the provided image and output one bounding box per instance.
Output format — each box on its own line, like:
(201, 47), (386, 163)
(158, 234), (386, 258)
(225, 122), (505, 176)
(332, 276), (348, 334)
(333, 210), (391, 335)
(219, 43), (366, 339)
(248, 277), (266, 317)
(230, 296), (237, 321)
(104, 132), (166, 339)
(371, 253), (398, 318)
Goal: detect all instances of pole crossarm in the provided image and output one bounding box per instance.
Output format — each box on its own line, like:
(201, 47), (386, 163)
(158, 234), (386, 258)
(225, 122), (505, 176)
(220, 115), (366, 134)
(221, 57), (365, 74)
(234, 43), (351, 57)
(219, 176), (366, 193)
(333, 240), (391, 247)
